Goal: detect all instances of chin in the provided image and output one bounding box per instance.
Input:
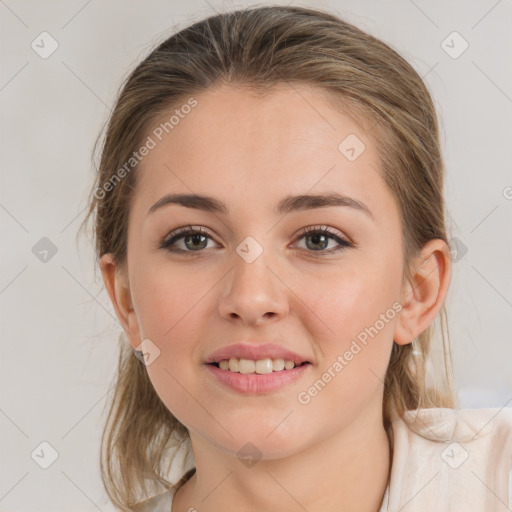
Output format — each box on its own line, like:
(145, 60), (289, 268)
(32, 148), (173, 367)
(203, 423), (310, 462)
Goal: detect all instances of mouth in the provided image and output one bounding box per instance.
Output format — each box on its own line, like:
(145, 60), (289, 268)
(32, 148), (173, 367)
(205, 358), (312, 394)
(206, 359), (312, 374)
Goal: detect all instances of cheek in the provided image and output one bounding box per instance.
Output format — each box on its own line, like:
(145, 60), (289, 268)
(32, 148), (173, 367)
(141, 308), (207, 430)
(296, 265), (398, 341)
(293, 266), (397, 389)
(294, 277), (394, 428)
(134, 262), (211, 339)
(132, 263), (219, 405)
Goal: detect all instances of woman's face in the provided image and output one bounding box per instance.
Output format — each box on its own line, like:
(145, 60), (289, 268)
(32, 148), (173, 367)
(114, 83), (408, 458)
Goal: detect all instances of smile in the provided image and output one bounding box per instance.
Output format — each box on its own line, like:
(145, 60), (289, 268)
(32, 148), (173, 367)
(213, 357), (302, 374)
(205, 359), (312, 394)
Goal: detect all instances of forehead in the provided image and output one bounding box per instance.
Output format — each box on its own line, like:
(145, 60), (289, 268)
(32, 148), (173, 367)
(132, 82), (394, 222)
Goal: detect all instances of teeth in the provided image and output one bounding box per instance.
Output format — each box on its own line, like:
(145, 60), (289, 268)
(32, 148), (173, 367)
(217, 357), (298, 374)
(239, 359), (255, 374)
(284, 360), (295, 370)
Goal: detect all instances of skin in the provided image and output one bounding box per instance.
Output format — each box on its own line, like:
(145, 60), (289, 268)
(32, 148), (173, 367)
(100, 83), (451, 512)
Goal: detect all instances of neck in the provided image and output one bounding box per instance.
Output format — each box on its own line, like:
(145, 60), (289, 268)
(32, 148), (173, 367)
(172, 401), (391, 512)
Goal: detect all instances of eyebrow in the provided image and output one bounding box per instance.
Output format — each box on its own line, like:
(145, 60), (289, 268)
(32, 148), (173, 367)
(147, 192), (373, 219)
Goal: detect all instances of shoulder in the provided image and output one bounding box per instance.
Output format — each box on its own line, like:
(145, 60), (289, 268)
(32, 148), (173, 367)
(132, 438), (195, 512)
(400, 406), (512, 442)
(132, 489), (175, 512)
(393, 406), (512, 468)
(385, 406), (512, 511)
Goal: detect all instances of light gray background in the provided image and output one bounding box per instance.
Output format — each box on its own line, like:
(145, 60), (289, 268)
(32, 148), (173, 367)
(1, 0), (511, 510)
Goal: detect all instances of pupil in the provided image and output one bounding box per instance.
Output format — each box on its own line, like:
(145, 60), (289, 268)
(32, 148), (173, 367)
(186, 234), (207, 250)
(308, 233), (326, 250)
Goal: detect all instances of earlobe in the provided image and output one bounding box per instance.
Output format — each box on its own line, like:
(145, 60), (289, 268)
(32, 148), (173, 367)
(393, 239), (451, 346)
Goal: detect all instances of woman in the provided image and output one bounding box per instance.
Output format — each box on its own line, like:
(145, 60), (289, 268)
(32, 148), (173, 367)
(81, 5), (512, 511)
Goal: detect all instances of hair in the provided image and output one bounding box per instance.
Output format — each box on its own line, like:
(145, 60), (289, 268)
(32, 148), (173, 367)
(79, 4), (457, 511)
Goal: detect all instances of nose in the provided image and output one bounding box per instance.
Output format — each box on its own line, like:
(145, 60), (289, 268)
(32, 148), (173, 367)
(217, 244), (289, 327)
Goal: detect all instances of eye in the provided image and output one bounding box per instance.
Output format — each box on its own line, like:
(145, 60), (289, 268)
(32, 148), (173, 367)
(293, 225), (354, 254)
(158, 225), (218, 254)
(158, 224), (354, 255)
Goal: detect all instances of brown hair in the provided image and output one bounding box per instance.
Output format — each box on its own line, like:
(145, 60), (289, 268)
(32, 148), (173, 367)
(79, 5), (456, 510)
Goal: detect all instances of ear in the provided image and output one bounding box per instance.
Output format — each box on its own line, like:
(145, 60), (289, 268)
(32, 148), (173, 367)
(393, 238), (451, 346)
(99, 253), (142, 350)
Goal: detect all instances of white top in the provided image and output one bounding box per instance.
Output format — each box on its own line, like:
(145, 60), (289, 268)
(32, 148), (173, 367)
(133, 406), (512, 512)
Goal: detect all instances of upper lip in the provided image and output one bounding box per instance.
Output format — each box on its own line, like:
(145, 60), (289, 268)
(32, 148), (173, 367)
(205, 343), (311, 365)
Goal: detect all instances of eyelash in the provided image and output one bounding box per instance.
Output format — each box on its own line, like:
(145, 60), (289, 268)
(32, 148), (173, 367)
(158, 224), (354, 256)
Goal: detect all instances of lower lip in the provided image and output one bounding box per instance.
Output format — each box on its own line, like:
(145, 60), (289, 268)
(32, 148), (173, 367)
(205, 363), (311, 394)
